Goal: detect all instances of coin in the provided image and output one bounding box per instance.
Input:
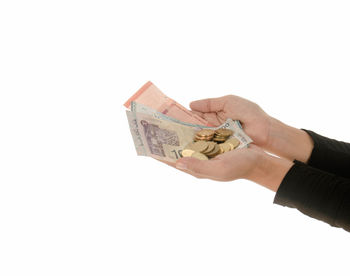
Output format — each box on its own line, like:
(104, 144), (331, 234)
(202, 142), (215, 154)
(206, 144), (221, 158)
(223, 142), (234, 151)
(191, 152), (209, 160)
(213, 137), (227, 142)
(215, 128), (233, 137)
(219, 143), (231, 153)
(194, 135), (213, 141)
(191, 141), (209, 153)
(183, 127), (240, 160)
(181, 149), (195, 157)
(196, 129), (215, 137)
(226, 137), (240, 149)
(215, 134), (229, 138)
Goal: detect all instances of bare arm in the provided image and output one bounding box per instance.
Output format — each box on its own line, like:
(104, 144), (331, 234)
(265, 117), (314, 163)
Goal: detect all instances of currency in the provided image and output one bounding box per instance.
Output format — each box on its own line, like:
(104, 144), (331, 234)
(191, 152), (209, 161)
(124, 81), (211, 126)
(125, 81), (253, 163)
(215, 128), (233, 137)
(126, 109), (252, 162)
(226, 137), (240, 149)
(130, 101), (249, 137)
(181, 149), (195, 157)
(130, 101), (208, 128)
(194, 129), (215, 141)
(181, 129), (241, 160)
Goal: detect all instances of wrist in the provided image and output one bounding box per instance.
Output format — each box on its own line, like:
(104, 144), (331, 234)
(246, 152), (294, 192)
(265, 117), (314, 163)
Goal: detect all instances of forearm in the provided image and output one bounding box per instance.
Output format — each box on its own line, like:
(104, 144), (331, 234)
(274, 160), (350, 232)
(265, 117), (314, 163)
(301, 130), (350, 178)
(246, 152), (350, 232)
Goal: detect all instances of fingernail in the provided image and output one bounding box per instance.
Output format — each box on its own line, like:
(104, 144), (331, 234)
(176, 162), (187, 170)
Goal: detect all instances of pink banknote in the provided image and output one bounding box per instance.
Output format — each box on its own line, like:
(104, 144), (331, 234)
(124, 81), (212, 126)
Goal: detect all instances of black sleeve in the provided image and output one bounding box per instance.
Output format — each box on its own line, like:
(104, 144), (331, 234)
(274, 160), (350, 232)
(302, 129), (350, 178)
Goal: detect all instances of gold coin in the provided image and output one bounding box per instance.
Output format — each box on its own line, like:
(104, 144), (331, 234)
(181, 149), (195, 157)
(219, 143), (231, 153)
(226, 137), (240, 149)
(213, 135), (227, 139)
(191, 141), (209, 153)
(194, 135), (213, 141)
(214, 134), (228, 139)
(223, 142), (234, 151)
(218, 144), (225, 153)
(215, 128), (233, 137)
(206, 144), (221, 158)
(196, 129), (215, 137)
(191, 152), (209, 160)
(213, 137), (227, 142)
(202, 142), (215, 154)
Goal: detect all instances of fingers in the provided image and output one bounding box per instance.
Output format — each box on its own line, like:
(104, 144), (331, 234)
(190, 96), (228, 113)
(190, 110), (204, 118)
(202, 112), (222, 126)
(191, 109), (224, 126)
(175, 157), (224, 180)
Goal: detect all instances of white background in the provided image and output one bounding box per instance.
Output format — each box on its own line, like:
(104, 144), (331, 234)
(1, 0), (350, 275)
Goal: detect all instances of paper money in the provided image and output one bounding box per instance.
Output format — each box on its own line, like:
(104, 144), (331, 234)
(131, 101), (246, 133)
(124, 81), (211, 126)
(130, 101), (211, 129)
(126, 109), (252, 163)
(130, 100), (250, 142)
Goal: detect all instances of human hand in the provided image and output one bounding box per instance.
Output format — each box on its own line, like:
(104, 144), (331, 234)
(190, 95), (314, 162)
(175, 144), (264, 182)
(190, 95), (272, 148)
(175, 144), (293, 191)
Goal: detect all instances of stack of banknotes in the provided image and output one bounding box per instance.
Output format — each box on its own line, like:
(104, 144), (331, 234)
(124, 81), (252, 163)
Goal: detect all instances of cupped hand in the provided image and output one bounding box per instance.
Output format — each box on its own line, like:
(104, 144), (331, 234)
(190, 95), (272, 147)
(175, 144), (265, 182)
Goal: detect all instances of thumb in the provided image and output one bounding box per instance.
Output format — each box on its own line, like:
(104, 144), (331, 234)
(175, 157), (221, 178)
(190, 96), (228, 113)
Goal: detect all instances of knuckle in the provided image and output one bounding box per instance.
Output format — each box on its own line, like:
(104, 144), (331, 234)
(207, 99), (212, 111)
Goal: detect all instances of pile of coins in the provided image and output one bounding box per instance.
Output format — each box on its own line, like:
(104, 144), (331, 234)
(181, 128), (240, 160)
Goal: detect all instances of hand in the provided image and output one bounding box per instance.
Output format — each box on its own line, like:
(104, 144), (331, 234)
(190, 95), (314, 162)
(175, 144), (264, 182)
(190, 95), (272, 148)
(175, 144), (293, 191)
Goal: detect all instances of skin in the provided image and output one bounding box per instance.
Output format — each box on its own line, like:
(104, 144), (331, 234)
(175, 95), (314, 192)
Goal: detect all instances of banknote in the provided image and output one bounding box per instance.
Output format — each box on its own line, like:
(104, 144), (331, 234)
(124, 81), (211, 126)
(131, 100), (248, 134)
(126, 110), (252, 163)
(130, 101), (210, 128)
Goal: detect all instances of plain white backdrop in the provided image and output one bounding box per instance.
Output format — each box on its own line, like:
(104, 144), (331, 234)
(1, 0), (350, 275)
